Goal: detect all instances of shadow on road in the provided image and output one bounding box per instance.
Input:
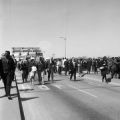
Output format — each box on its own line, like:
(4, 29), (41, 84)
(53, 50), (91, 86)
(70, 79), (84, 82)
(0, 87), (5, 89)
(17, 82), (24, 85)
(21, 97), (38, 102)
(11, 93), (18, 99)
(53, 79), (62, 81)
(11, 86), (17, 88)
(0, 93), (18, 99)
(19, 88), (34, 92)
(0, 95), (7, 98)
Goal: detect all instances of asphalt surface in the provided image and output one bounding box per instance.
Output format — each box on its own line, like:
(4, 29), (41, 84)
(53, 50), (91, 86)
(0, 80), (21, 120)
(16, 71), (120, 120)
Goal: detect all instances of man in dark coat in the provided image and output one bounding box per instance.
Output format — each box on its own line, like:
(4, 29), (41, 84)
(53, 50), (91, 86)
(0, 51), (16, 99)
(100, 64), (108, 82)
(0, 54), (4, 84)
(20, 60), (29, 83)
(69, 58), (78, 80)
(46, 58), (55, 82)
(87, 58), (92, 74)
(64, 59), (69, 76)
(36, 57), (46, 84)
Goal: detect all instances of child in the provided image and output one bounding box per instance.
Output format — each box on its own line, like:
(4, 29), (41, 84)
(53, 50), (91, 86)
(29, 66), (37, 84)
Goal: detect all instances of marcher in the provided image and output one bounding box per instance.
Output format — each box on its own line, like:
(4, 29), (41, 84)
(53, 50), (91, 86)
(20, 60), (29, 83)
(87, 58), (92, 74)
(100, 64), (108, 82)
(0, 51), (16, 99)
(29, 65), (37, 84)
(64, 59), (69, 75)
(69, 58), (78, 81)
(47, 58), (55, 82)
(57, 59), (62, 75)
(36, 57), (45, 85)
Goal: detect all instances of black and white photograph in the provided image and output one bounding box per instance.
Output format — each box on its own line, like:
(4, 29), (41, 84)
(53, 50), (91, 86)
(0, 0), (120, 120)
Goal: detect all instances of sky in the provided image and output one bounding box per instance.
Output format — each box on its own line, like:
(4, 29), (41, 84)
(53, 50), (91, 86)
(1, 0), (120, 58)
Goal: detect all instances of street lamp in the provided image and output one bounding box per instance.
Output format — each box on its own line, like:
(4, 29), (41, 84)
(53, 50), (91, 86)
(59, 37), (67, 58)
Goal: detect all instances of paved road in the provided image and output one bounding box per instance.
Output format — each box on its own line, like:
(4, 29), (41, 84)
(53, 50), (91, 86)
(16, 71), (120, 120)
(0, 80), (21, 120)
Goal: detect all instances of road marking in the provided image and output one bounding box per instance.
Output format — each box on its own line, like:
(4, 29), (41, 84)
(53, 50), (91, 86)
(38, 85), (50, 90)
(21, 84), (33, 90)
(86, 81), (101, 86)
(109, 82), (120, 86)
(84, 77), (99, 82)
(84, 77), (120, 86)
(52, 84), (62, 89)
(68, 85), (97, 98)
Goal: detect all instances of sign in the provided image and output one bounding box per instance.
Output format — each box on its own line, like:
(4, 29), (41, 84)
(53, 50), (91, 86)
(12, 47), (41, 53)
(12, 47), (43, 60)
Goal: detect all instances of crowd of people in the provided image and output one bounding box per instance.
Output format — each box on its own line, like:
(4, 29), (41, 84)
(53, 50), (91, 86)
(17, 55), (120, 84)
(0, 50), (120, 100)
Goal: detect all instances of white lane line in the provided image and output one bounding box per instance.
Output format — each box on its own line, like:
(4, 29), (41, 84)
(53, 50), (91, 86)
(84, 77), (120, 86)
(84, 77), (100, 82)
(86, 82), (100, 86)
(109, 82), (120, 86)
(68, 85), (97, 98)
(52, 84), (62, 89)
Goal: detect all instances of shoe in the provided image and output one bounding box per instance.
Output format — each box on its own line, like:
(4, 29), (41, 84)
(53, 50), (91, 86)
(8, 96), (12, 100)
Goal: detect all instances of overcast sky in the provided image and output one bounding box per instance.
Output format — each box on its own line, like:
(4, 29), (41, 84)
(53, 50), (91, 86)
(1, 0), (120, 58)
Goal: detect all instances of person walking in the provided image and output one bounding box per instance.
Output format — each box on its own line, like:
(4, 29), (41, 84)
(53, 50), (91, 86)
(47, 58), (55, 82)
(36, 57), (45, 85)
(69, 58), (78, 81)
(64, 59), (69, 75)
(29, 65), (37, 84)
(87, 58), (92, 74)
(100, 64), (108, 82)
(57, 59), (62, 75)
(20, 60), (29, 83)
(0, 51), (16, 100)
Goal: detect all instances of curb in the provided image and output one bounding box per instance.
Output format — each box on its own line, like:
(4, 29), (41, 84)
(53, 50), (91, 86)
(15, 75), (25, 120)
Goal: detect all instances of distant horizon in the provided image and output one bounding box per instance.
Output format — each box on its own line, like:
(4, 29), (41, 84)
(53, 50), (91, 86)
(1, 47), (120, 59)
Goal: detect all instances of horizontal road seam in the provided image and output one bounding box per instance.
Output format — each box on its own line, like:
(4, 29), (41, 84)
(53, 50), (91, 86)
(68, 85), (97, 98)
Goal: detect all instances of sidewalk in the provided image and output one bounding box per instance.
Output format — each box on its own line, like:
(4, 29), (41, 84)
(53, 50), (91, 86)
(0, 80), (21, 120)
